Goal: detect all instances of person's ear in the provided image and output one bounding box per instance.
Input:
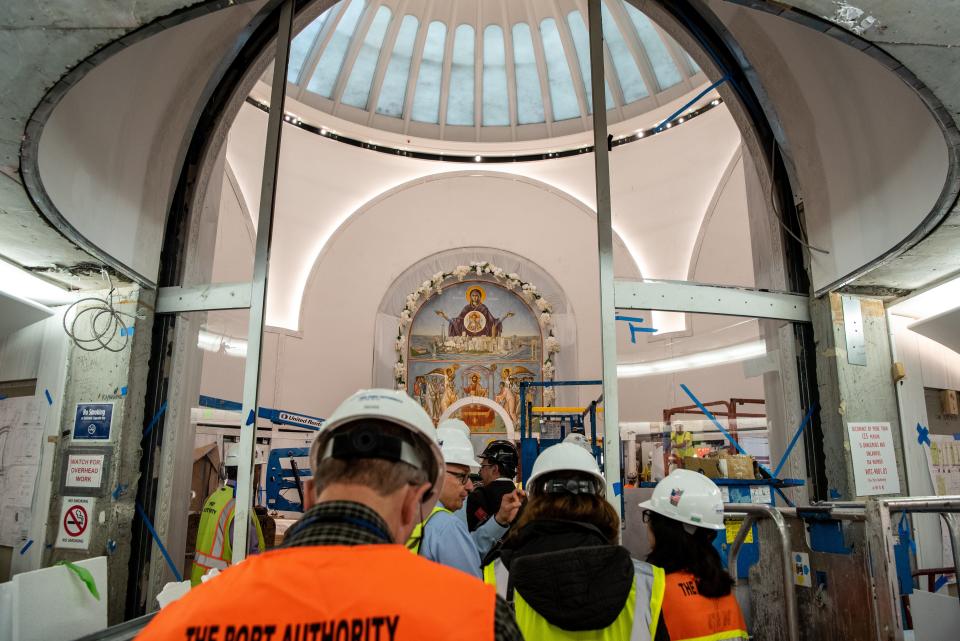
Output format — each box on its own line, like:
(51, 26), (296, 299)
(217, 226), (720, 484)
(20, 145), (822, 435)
(303, 479), (317, 510)
(401, 483), (432, 528)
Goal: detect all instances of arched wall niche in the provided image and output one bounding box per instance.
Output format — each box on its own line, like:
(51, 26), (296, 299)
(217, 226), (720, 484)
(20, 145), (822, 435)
(287, 172), (641, 415)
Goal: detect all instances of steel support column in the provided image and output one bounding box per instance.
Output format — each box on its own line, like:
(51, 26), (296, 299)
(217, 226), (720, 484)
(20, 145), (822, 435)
(233, 0), (294, 561)
(587, 0), (621, 512)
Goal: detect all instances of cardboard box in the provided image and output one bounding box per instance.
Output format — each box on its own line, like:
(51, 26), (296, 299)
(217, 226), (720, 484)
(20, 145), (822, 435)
(719, 454), (756, 480)
(683, 456), (722, 479)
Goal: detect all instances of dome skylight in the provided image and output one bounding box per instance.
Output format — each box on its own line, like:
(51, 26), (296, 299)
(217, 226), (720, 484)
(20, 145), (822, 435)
(285, 0), (704, 142)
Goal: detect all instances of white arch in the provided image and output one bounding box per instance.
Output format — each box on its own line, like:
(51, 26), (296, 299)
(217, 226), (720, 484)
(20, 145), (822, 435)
(295, 170), (646, 331)
(440, 396), (516, 441)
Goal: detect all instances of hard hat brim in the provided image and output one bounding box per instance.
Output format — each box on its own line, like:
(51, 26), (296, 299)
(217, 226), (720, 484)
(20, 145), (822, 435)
(638, 499), (726, 531)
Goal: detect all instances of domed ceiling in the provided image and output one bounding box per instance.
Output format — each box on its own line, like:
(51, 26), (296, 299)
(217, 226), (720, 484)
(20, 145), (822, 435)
(285, 0), (705, 142)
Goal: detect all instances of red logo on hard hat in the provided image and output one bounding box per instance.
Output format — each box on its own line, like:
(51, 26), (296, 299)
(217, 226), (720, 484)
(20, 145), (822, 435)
(670, 488), (684, 506)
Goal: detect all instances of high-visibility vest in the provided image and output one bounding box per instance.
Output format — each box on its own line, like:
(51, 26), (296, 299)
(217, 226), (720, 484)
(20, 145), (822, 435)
(137, 544), (496, 641)
(493, 558), (665, 641)
(660, 571), (748, 641)
(405, 505), (451, 554)
(190, 486), (266, 586)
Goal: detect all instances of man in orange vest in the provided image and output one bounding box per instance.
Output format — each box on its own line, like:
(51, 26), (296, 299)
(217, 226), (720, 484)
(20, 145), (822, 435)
(137, 389), (522, 641)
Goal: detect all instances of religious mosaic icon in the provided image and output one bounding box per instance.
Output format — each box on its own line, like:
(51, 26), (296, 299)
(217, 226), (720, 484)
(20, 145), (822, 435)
(407, 281), (543, 432)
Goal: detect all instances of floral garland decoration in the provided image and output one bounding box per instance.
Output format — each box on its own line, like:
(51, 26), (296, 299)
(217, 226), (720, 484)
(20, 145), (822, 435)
(395, 261), (559, 405)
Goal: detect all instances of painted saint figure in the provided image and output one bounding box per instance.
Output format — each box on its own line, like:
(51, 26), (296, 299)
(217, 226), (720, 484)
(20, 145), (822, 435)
(463, 373), (488, 398)
(436, 286), (514, 337)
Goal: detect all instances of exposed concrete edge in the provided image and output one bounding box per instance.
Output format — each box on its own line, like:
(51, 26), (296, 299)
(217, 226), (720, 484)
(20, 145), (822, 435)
(718, 0), (960, 297)
(17, 0), (263, 289)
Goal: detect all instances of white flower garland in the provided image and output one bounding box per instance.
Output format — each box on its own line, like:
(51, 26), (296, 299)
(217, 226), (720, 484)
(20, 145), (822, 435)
(394, 261), (559, 405)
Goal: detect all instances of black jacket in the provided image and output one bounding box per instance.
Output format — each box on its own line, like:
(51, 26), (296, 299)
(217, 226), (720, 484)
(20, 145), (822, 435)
(495, 519), (636, 632)
(467, 479), (516, 531)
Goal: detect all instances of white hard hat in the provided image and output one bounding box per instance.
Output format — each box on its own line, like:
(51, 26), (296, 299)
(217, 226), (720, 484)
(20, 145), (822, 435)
(438, 418), (471, 440)
(527, 442), (604, 492)
(562, 433), (592, 451)
(315, 389), (444, 505)
(437, 425), (481, 471)
(639, 468), (724, 531)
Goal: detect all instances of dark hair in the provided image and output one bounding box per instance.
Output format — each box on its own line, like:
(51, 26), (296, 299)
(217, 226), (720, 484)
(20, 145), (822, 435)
(507, 471), (620, 544)
(645, 511), (733, 598)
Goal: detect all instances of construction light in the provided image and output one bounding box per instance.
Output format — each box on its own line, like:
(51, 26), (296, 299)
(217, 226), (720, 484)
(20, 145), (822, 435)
(0, 257), (72, 306)
(617, 340), (767, 378)
(888, 274), (960, 320)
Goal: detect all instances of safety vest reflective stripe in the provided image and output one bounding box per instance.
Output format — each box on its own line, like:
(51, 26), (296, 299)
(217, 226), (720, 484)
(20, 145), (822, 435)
(138, 544), (497, 641)
(406, 506), (451, 554)
(659, 571), (748, 641)
(508, 558), (665, 641)
(193, 552), (230, 571)
(210, 498), (235, 559)
(483, 559), (510, 598)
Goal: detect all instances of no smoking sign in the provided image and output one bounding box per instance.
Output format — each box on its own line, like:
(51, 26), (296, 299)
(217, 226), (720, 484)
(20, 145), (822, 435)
(56, 496), (96, 550)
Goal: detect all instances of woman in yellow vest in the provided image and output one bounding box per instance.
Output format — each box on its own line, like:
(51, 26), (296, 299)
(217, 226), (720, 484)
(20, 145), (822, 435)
(640, 469), (748, 641)
(484, 442), (665, 640)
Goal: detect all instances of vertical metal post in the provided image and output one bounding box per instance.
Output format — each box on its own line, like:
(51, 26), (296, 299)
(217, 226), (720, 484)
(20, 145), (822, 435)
(233, 0), (295, 562)
(587, 0), (622, 512)
(941, 513), (960, 604)
(865, 499), (904, 641)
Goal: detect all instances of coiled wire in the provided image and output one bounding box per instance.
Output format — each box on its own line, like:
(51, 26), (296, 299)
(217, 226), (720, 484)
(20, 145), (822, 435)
(62, 273), (139, 352)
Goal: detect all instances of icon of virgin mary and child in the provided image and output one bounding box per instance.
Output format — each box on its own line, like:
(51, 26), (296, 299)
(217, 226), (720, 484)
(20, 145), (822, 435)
(435, 286), (513, 337)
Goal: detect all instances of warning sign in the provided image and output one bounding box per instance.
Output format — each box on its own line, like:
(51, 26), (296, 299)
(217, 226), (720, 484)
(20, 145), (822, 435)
(56, 496), (95, 550)
(66, 453), (105, 488)
(847, 421), (901, 496)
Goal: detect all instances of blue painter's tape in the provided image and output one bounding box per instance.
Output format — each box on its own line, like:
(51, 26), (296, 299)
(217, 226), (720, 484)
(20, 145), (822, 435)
(613, 482), (623, 497)
(954, 433), (960, 441)
(19, 539), (33, 555)
(142, 401), (168, 438)
(0, 394), (6, 400)
(119, 326), (135, 337)
(917, 423), (931, 446)
(679, 384), (774, 477)
(615, 315), (646, 323)
(106, 539), (117, 555)
(112, 483), (128, 500)
(120, 386), (128, 397)
(45, 389), (53, 405)
(135, 502), (183, 582)
(246, 409), (255, 426)
(934, 575), (949, 592)
(829, 488), (842, 500)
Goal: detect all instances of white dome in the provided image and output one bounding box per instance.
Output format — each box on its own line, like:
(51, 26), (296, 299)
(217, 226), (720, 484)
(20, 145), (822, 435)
(284, 0), (704, 143)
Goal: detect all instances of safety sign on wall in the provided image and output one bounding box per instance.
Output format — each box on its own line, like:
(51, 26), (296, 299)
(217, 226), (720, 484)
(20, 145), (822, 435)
(847, 421), (901, 496)
(56, 496), (96, 550)
(73, 403), (113, 441)
(65, 453), (106, 488)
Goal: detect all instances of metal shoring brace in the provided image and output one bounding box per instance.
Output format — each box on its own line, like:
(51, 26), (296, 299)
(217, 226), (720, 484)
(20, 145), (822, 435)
(233, 0), (295, 562)
(587, 0), (622, 514)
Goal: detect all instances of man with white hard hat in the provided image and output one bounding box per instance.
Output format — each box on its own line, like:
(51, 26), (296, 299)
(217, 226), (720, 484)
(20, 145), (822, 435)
(408, 419), (521, 577)
(138, 390), (523, 641)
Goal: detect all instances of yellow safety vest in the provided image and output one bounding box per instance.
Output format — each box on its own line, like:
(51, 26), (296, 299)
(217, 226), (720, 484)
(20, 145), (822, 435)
(405, 505), (451, 554)
(191, 486), (266, 586)
(493, 558), (664, 641)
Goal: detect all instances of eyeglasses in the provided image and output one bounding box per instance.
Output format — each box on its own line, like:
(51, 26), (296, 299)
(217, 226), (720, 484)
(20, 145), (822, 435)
(479, 463), (497, 470)
(446, 470), (470, 486)
(641, 511), (652, 523)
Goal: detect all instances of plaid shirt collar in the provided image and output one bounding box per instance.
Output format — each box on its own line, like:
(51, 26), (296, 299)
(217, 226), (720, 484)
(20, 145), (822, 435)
(281, 500), (395, 548)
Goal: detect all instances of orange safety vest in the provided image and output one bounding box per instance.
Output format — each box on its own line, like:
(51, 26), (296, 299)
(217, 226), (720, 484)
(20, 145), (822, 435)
(660, 571), (748, 641)
(137, 544), (495, 641)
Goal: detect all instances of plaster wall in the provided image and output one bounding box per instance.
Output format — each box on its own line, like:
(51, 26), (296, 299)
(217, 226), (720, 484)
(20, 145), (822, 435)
(706, 1), (951, 293)
(34, 2), (266, 283)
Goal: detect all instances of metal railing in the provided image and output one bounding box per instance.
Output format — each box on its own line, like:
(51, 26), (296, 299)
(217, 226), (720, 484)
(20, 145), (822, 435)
(724, 503), (799, 641)
(726, 496), (960, 641)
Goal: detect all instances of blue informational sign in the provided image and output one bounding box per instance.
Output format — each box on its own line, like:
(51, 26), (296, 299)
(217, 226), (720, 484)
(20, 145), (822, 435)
(73, 403), (114, 441)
